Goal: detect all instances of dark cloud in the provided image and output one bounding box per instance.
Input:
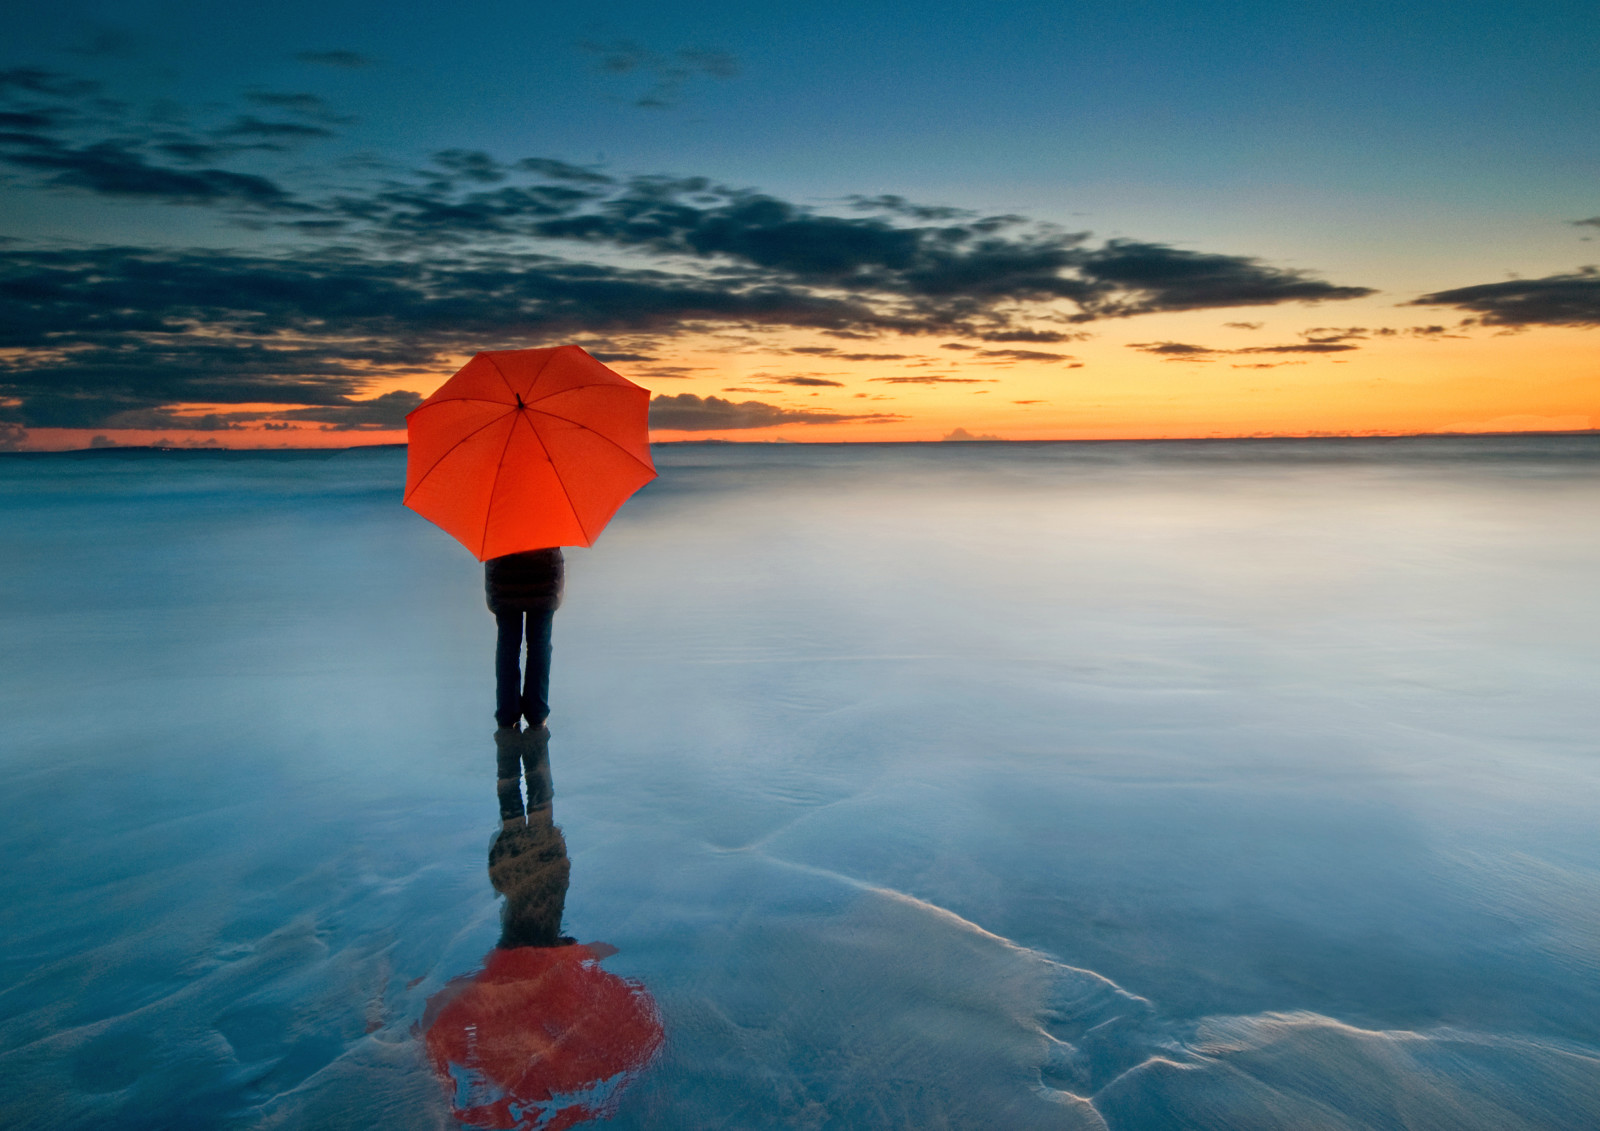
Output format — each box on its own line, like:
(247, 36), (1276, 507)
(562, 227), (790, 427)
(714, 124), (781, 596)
(1367, 324), (1466, 338)
(517, 182), (1369, 328)
(1570, 218), (1600, 229)
(0, 68), (99, 98)
(512, 181), (1363, 335)
(0, 69), (1380, 430)
(431, 149), (506, 183)
(1238, 342), (1359, 354)
(214, 116), (335, 143)
(1224, 321), (1263, 330)
(675, 50), (740, 79)
(0, 109), (59, 131)
(1131, 334), (1361, 360)
(152, 139), (232, 163)
(582, 41), (654, 74)
(46, 391), (424, 435)
(295, 51), (371, 68)
(1297, 326), (1367, 343)
(1411, 267), (1600, 327)
(771, 376), (844, 387)
(243, 91), (350, 123)
(1130, 341), (1214, 355)
(869, 376), (994, 384)
(792, 347), (914, 360)
(1076, 242), (1375, 316)
(1, 140), (299, 206)
(0, 421), (26, 450)
(270, 390), (424, 429)
(845, 195), (976, 222)
(978, 329), (1082, 342)
(0, 244), (910, 426)
(649, 393), (893, 430)
(975, 348), (1072, 361)
(305, 164), (1362, 336)
(514, 158), (614, 185)
(942, 427), (1002, 441)
(578, 41), (739, 109)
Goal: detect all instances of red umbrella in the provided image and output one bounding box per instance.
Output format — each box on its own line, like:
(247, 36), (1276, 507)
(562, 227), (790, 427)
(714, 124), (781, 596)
(404, 346), (656, 559)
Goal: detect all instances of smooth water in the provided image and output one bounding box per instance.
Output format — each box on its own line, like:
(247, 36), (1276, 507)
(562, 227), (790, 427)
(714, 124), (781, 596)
(2, 437), (1598, 1130)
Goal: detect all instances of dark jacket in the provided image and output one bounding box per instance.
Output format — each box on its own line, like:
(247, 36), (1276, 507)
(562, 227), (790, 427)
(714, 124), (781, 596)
(485, 548), (564, 615)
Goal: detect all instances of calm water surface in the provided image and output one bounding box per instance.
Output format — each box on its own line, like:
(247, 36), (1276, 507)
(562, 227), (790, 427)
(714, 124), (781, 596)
(2, 437), (1598, 1129)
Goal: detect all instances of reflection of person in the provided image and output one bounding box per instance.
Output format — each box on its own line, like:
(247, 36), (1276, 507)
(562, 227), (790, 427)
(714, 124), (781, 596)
(424, 726), (664, 1130)
(485, 548), (564, 729)
(491, 723), (572, 948)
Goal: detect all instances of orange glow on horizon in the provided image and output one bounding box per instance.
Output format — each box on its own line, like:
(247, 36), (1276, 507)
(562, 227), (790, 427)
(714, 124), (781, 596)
(8, 312), (1595, 451)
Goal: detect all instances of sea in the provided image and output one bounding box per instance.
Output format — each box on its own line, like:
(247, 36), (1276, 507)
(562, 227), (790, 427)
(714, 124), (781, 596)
(2, 435), (1598, 1130)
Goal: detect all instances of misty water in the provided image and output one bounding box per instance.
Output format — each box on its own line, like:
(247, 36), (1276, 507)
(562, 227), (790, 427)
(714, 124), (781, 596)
(2, 436), (1598, 1130)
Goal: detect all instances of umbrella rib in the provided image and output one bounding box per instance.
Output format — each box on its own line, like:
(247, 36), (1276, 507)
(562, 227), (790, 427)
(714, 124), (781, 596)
(521, 411), (592, 545)
(411, 395), (508, 409)
(527, 406), (656, 477)
(482, 353), (521, 400)
(404, 408), (512, 501)
(478, 410), (526, 559)
(525, 347), (560, 397)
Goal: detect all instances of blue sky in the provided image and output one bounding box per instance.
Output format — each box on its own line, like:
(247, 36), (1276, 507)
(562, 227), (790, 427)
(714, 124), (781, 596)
(2, 0), (1596, 443)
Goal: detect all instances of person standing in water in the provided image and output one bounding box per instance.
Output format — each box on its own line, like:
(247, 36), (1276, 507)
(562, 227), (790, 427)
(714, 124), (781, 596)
(486, 548), (564, 729)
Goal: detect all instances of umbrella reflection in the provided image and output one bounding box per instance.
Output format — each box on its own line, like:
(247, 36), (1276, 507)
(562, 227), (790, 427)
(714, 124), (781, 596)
(423, 726), (664, 1130)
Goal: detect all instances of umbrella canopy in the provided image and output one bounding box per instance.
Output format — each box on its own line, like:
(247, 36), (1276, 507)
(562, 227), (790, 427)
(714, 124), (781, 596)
(404, 346), (655, 559)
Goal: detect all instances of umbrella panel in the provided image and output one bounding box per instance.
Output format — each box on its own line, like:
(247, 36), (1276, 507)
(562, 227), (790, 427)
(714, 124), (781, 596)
(406, 405), (519, 556)
(481, 417), (588, 557)
(524, 413), (655, 545)
(528, 384), (653, 467)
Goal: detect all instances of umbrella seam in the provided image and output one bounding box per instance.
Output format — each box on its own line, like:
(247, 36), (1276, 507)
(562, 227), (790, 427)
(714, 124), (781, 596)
(404, 408), (512, 501)
(410, 395), (510, 410)
(520, 410), (591, 545)
(482, 352), (521, 400)
(526, 406), (656, 478)
(479, 410), (526, 559)
(526, 379), (639, 405)
(526, 347), (561, 398)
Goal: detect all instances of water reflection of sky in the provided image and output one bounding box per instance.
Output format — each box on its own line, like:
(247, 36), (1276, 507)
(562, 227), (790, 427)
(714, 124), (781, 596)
(1, 437), (1598, 1128)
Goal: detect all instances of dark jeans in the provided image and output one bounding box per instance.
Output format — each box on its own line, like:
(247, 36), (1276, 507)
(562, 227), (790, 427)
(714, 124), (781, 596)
(495, 607), (554, 727)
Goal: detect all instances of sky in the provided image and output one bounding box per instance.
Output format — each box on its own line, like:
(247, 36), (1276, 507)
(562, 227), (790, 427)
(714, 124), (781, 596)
(2, 0), (1597, 449)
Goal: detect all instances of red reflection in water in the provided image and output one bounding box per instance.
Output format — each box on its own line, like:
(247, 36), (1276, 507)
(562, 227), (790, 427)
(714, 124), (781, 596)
(423, 944), (664, 1131)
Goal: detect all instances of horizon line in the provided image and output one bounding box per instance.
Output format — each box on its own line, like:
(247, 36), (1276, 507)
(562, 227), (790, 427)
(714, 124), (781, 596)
(8, 428), (1598, 456)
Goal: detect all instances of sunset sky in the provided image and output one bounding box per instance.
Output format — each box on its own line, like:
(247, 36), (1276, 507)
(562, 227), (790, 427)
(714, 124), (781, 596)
(3, 0), (1597, 449)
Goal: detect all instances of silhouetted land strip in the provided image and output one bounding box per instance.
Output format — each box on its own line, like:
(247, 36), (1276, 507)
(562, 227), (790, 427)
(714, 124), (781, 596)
(6, 432), (1596, 465)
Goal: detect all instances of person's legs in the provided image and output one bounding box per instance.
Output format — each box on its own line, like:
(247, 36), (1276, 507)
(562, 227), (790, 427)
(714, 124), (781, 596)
(494, 610), (526, 728)
(521, 606), (555, 726)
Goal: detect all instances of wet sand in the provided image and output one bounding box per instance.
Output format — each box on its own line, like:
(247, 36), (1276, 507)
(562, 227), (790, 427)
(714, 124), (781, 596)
(1, 436), (1597, 1128)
